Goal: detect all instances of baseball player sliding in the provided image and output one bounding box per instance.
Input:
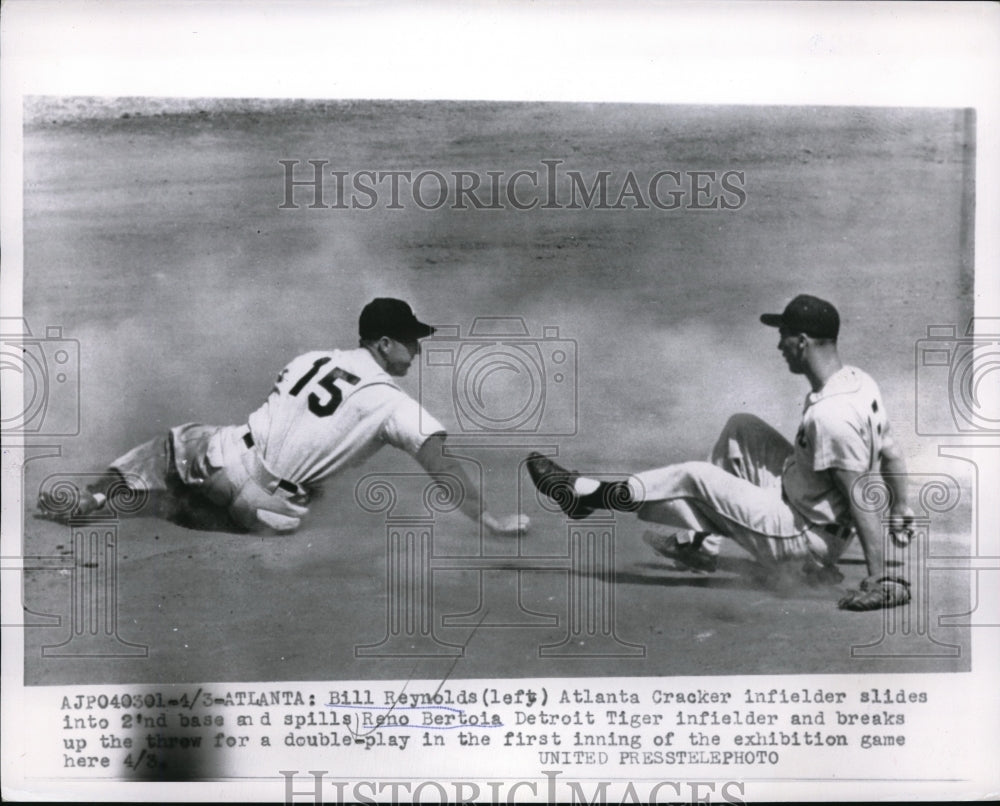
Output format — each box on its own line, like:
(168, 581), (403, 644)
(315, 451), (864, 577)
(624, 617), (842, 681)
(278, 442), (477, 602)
(39, 298), (529, 538)
(528, 294), (914, 611)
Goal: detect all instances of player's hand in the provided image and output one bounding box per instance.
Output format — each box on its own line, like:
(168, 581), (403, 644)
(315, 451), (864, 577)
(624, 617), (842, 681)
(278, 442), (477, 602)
(888, 502), (915, 547)
(484, 513), (530, 537)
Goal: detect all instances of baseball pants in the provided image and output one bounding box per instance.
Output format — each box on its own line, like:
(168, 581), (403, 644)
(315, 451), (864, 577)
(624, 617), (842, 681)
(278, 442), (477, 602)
(629, 414), (851, 565)
(108, 423), (309, 533)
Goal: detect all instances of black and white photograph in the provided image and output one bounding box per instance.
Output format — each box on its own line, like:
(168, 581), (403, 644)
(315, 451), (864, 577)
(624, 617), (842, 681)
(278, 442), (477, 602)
(2, 2), (998, 802)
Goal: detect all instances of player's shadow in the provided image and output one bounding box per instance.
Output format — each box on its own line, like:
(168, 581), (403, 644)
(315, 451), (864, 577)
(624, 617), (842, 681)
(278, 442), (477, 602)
(34, 492), (251, 535)
(578, 554), (869, 599)
(622, 556), (771, 590)
(837, 557), (904, 567)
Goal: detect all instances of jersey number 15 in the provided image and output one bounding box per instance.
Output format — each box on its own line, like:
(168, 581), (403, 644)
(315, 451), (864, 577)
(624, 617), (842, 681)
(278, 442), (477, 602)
(289, 358), (360, 417)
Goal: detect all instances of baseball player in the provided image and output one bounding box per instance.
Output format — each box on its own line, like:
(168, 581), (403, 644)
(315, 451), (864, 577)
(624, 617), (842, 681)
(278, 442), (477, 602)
(528, 294), (914, 610)
(38, 298), (528, 537)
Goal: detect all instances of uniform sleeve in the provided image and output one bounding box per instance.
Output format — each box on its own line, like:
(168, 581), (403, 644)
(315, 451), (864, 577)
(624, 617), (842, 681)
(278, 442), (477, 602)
(380, 395), (447, 457)
(806, 406), (870, 474)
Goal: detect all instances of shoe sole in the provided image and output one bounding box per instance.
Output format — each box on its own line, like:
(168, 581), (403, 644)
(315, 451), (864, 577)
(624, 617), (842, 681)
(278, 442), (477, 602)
(526, 453), (594, 520)
(642, 531), (718, 573)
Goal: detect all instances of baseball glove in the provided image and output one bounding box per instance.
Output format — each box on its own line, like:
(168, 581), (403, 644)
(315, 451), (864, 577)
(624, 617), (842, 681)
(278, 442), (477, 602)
(838, 576), (911, 611)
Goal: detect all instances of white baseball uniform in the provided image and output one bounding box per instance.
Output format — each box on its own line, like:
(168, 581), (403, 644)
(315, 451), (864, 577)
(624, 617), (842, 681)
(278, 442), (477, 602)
(108, 348), (445, 532)
(632, 365), (888, 565)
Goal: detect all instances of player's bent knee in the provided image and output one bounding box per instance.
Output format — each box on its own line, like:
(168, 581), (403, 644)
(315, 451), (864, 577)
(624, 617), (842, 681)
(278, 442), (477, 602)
(722, 412), (767, 434)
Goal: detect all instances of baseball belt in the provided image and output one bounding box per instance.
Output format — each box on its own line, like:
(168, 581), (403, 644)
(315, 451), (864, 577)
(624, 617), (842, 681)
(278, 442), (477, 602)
(241, 431), (304, 496)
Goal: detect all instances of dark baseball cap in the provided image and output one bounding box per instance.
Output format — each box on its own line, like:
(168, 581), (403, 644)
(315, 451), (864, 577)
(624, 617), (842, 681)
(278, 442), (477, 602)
(359, 298), (436, 342)
(760, 294), (840, 339)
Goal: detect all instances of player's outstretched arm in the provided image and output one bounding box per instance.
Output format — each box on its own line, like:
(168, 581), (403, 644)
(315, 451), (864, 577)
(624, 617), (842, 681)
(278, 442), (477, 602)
(832, 467), (886, 583)
(831, 467), (911, 611)
(879, 424), (915, 544)
(415, 434), (530, 537)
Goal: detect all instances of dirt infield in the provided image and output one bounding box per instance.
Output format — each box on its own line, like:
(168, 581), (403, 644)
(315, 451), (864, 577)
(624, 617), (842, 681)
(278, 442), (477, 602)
(20, 100), (973, 684)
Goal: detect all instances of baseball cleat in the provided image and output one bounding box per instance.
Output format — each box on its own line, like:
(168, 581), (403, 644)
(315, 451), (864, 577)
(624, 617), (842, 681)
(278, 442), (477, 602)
(526, 452), (594, 520)
(37, 489), (106, 524)
(642, 531), (719, 574)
